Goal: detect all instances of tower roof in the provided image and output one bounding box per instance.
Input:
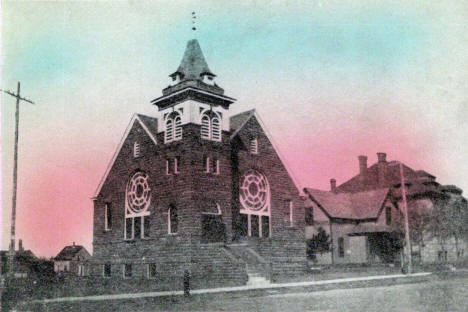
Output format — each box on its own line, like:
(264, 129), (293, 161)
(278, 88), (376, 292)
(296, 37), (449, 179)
(170, 39), (215, 80)
(152, 39), (235, 109)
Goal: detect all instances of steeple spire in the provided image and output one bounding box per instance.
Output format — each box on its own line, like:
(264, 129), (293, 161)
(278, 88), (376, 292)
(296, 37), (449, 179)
(152, 39), (235, 109)
(170, 39), (215, 81)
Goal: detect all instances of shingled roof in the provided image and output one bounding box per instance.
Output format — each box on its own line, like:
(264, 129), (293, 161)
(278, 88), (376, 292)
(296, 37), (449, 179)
(304, 187), (390, 220)
(337, 159), (436, 193)
(170, 39), (215, 80)
(230, 109), (255, 135)
(136, 114), (158, 139)
(55, 245), (86, 261)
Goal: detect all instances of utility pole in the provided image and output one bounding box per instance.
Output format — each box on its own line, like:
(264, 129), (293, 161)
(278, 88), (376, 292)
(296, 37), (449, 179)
(399, 162), (412, 274)
(2, 82), (35, 275)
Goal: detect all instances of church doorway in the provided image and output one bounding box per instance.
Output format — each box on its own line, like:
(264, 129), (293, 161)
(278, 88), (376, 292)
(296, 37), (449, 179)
(201, 202), (225, 243)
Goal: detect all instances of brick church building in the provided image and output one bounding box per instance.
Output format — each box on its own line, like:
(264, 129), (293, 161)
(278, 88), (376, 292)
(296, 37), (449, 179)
(86, 39), (306, 291)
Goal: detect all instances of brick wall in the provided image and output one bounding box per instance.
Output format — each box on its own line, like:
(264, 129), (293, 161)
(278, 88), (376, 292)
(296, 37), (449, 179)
(90, 119), (246, 292)
(232, 115), (307, 280)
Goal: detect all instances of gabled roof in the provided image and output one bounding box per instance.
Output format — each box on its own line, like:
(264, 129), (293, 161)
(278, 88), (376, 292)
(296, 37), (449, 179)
(230, 109), (255, 136)
(230, 109), (302, 193)
(337, 160), (436, 193)
(93, 114), (158, 198)
(170, 39), (215, 80)
(136, 114), (158, 138)
(0, 249), (36, 260)
(54, 245), (87, 261)
(304, 187), (390, 220)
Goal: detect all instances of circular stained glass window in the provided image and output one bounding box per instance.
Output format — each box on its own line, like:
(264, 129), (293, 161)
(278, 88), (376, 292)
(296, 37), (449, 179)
(239, 170), (270, 211)
(126, 171), (151, 214)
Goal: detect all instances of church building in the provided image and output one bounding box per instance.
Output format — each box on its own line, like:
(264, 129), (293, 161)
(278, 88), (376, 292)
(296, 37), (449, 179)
(86, 39), (307, 291)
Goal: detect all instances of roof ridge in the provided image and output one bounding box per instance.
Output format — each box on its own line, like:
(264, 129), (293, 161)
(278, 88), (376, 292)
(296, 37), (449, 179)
(229, 108), (256, 119)
(136, 113), (157, 119)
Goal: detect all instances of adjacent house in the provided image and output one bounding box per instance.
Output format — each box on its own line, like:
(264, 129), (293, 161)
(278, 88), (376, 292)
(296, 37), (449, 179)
(0, 239), (41, 278)
(304, 186), (403, 264)
(319, 152), (468, 264)
(54, 243), (91, 275)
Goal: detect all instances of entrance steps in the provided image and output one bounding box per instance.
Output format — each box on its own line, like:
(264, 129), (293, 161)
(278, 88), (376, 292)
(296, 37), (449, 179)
(225, 242), (270, 286)
(247, 272), (270, 286)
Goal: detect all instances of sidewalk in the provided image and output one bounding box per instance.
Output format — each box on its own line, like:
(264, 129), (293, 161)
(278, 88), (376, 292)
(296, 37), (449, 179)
(35, 272), (432, 304)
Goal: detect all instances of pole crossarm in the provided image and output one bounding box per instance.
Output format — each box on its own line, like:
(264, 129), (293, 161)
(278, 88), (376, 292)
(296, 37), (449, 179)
(1, 89), (35, 104)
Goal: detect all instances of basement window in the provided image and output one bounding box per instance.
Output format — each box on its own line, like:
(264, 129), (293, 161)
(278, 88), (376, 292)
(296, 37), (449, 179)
(148, 263), (157, 278)
(123, 264), (132, 278)
(103, 264), (111, 277)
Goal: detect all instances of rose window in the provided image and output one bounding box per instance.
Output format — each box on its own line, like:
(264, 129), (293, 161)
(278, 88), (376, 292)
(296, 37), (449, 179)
(239, 170), (270, 211)
(126, 172), (151, 214)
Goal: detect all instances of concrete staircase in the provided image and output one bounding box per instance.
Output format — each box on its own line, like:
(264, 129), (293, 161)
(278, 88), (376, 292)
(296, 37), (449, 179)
(246, 271), (269, 286)
(225, 242), (270, 286)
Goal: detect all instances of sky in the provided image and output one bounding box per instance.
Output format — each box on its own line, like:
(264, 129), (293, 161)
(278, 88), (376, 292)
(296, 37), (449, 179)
(1, 0), (467, 258)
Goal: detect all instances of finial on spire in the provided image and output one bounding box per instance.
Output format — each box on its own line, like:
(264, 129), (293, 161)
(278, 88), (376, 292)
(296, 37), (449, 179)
(192, 11), (196, 31)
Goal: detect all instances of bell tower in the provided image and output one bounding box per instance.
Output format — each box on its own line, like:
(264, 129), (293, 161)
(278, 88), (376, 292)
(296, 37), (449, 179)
(151, 39), (236, 139)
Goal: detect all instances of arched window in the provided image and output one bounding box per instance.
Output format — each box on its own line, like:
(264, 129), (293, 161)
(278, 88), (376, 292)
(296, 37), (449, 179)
(125, 171), (151, 240)
(165, 112), (182, 143)
(211, 117), (221, 141)
(165, 118), (173, 143)
(201, 115), (211, 140)
(174, 115), (182, 140)
(168, 204), (178, 234)
(238, 170), (271, 238)
(200, 111), (222, 142)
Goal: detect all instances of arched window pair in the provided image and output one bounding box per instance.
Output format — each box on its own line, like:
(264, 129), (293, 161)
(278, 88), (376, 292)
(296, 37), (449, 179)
(165, 112), (182, 143)
(201, 111), (221, 142)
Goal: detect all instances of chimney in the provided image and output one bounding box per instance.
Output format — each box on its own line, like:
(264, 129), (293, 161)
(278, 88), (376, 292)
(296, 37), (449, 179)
(377, 152), (388, 186)
(358, 155), (367, 183)
(19, 239), (23, 251)
(330, 179), (337, 192)
(377, 152), (387, 163)
(73, 241), (75, 246)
